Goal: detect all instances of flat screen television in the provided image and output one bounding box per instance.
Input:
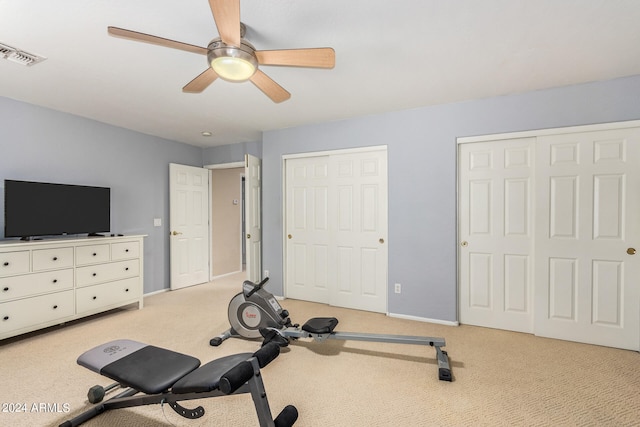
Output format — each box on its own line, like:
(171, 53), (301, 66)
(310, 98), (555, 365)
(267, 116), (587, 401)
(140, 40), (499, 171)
(4, 179), (110, 239)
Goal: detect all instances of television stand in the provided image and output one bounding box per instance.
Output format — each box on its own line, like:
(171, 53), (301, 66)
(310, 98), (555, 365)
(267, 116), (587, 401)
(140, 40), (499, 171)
(0, 235), (145, 340)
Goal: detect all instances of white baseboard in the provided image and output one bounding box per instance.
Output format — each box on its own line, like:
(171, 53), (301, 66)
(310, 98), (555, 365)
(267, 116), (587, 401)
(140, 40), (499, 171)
(387, 312), (459, 327)
(144, 288), (170, 298)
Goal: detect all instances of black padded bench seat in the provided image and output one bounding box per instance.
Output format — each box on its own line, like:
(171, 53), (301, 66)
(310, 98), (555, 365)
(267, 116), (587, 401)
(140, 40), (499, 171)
(173, 353), (253, 394)
(77, 339), (253, 395)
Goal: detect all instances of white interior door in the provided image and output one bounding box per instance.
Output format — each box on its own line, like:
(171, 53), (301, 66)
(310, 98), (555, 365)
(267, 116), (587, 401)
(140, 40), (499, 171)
(285, 155), (331, 304)
(534, 128), (640, 350)
(245, 154), (262, 283)
(284, 148), (388, 313)
(169, 163), (210, 290)
(330, 150), (388, 312)
(458, 138), (535, 333)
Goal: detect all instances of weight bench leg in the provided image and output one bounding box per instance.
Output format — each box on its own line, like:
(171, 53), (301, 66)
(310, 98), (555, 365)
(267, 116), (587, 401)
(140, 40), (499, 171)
(59, 388), (138, 427)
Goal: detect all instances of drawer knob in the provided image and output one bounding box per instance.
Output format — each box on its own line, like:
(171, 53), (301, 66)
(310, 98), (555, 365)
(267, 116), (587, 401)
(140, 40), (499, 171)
(53, 257), (58, 261)
(92, 273), (97, 277)
(125, 249), (129, 252)
(125, 288), (129, 292)
(3, 262), (8, 267)
(53, 305), (58, 310)
(3, 287), (8, 292)
(52, 279), (58, 283)
(93, 253), (97, 256)
(125, 267), (129, 271)
(3, 316), (8, 321)
(92, 296), (97, 300)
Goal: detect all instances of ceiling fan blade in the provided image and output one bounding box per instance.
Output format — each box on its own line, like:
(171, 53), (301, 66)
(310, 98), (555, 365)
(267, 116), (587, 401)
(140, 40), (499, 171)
(183, 68), (219, 93)
(208, 0), (241, 46)
(108, 26), (208, 55)
(256, 48), (336, 69)
(249, 70), (291, 103)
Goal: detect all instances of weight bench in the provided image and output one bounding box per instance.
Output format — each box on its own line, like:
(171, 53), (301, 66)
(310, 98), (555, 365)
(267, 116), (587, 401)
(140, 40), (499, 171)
(60, 339), (297, 427)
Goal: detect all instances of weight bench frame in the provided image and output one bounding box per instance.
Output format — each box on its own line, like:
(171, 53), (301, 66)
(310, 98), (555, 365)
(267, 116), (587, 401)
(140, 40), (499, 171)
(60, 340), (297, 427)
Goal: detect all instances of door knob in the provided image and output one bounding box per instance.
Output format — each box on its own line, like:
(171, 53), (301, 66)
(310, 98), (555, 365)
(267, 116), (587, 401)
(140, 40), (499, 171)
(379, 238), (384, 244)
(247, 234), (251, 239)
(288, 234), (292, 239)
(461, 241), (468, 247)
(627, 248), (636, 255)
(171, 231), (182, 236)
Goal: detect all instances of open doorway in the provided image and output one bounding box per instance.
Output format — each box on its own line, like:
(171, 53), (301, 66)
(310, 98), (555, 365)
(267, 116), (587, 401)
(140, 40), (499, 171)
(209, 166), (245, 279)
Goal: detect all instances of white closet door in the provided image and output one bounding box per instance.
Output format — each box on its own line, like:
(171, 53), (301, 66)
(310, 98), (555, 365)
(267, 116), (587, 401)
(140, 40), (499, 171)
(458, 138), (535, 333)
(330, 150), (388, 313)
(284, 148), (388, 313)
(534, 128), (640, 350)
(285, 155), (331, 304)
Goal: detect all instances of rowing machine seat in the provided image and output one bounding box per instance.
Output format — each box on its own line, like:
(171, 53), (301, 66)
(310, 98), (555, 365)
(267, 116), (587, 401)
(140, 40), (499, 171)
(301, 317), (339, 334)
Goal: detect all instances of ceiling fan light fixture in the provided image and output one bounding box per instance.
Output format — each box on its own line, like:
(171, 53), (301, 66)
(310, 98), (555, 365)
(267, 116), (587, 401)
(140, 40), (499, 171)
(207, 39), (258, 82)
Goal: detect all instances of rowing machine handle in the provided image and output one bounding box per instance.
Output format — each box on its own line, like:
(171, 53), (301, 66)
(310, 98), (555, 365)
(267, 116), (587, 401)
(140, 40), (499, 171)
(244, 277), (270, 298)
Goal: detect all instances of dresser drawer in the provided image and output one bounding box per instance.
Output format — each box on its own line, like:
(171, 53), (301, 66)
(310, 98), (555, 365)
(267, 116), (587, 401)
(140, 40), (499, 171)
(0, 290), (74, 334)
(0, 269), (73, 302)
(32, 247), (74, 271)
(111, 241), (140, 260)
(0, 251), (30, 277)
(76, 277), (140, 314)
(76, 244), (110, 265)
(76, 259), (139, 287)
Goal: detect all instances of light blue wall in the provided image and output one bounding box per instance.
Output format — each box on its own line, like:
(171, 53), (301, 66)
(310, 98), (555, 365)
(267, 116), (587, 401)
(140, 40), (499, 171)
(0, 97), (203, 294)
(202, 141), (261, 165)
(3, 74), (640, 320)
(261, 75), (640, 322)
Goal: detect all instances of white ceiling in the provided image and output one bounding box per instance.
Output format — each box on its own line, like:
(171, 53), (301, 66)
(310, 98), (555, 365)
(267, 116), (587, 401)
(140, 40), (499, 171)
(1, 0), (640, 147)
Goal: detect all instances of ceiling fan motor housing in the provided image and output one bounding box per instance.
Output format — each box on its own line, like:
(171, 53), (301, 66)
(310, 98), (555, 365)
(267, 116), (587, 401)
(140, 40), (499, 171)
(207, 38), (258, 82)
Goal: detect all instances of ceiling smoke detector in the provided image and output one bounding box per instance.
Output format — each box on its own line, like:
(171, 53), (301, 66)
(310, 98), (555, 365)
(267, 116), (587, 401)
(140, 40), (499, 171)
(0, 42), (47, 66)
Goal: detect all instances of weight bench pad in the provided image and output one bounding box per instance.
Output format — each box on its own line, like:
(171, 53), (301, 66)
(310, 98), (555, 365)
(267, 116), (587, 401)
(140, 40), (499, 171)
(302, 317), (339, 334)
(172, 353), (252, 394)
(77, 339), (201, 395)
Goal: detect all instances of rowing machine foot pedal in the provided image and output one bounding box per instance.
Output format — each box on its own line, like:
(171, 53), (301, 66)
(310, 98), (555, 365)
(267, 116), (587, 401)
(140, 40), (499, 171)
(170, 401), (205, 419)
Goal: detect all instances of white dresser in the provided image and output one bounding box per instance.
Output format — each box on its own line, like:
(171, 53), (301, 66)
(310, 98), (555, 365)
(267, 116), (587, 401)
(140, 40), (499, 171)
(0, 235), (145, 340)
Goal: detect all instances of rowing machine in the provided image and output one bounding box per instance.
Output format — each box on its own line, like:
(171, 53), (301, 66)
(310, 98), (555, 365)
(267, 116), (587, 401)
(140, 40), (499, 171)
(211, 278), (452, 381)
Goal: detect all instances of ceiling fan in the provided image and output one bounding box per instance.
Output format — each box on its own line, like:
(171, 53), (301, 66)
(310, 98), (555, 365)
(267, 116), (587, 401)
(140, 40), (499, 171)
(107, 0), (335, 103)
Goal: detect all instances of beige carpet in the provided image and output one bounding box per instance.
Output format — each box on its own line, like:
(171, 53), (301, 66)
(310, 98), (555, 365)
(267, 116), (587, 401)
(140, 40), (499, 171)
(1, 272), (638, 427)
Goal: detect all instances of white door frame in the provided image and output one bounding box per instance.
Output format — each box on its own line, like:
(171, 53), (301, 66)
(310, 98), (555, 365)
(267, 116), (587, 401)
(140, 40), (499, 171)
(206, 161), (245, 281)
(205, 159), (262, 283)
(457, 120), (640, 144)
(282, 145), (388, 310)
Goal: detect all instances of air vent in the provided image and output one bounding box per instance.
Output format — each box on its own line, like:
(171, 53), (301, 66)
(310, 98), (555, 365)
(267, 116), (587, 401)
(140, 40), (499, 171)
(0, 42), (46, 66)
